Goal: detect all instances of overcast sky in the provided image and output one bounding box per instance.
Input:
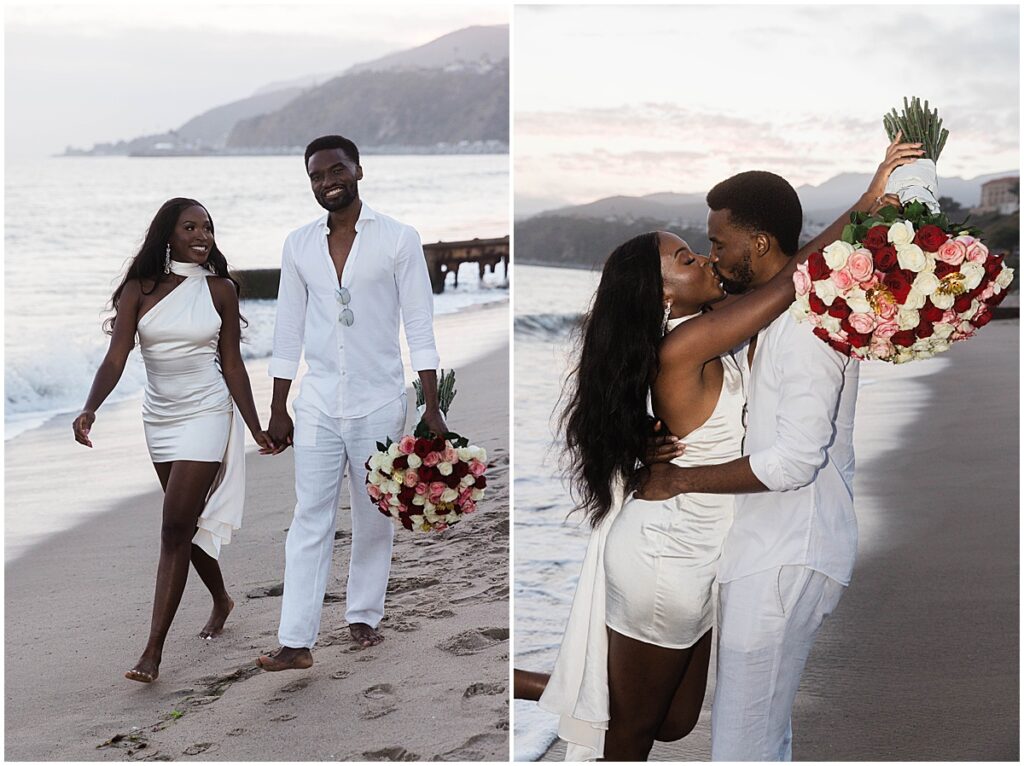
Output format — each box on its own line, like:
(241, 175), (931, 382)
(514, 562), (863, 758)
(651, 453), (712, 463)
(5, 1), (508, 158)
(515, 4), (1020, 207)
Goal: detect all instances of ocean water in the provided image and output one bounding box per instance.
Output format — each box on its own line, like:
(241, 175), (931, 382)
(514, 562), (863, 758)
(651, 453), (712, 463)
(5, 154), (508, 438)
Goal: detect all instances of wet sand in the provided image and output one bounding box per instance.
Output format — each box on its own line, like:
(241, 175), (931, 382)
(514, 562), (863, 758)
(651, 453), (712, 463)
(539, 321), (1019, 761)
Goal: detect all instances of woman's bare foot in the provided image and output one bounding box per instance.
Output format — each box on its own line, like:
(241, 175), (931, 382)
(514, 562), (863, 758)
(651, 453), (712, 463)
(199, 595), (234, 639)
(125, 652), (160, 683)
(350, 623), (384, 647)
(256, 646), (313, 672)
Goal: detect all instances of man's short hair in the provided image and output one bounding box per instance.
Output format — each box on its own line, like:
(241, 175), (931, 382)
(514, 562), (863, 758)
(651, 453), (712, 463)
(706, 171), (802, 256)
(304, 135), (360, 168)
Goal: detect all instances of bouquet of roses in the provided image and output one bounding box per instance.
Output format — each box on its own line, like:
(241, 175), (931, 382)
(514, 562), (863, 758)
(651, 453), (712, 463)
(365, 370), (488, 532)
(791, 98), (1014, 363)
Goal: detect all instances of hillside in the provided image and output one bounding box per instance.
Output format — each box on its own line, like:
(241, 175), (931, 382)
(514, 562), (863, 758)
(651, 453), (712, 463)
(347, 24), (507, 74)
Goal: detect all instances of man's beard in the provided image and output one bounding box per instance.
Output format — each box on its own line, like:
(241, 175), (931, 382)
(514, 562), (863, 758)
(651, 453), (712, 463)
(719, 252), (754, 294)
(316, 186), (357, 212)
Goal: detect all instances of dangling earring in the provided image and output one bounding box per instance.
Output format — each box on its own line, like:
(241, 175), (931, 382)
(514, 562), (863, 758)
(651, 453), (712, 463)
(662, 301), (672, 335)
(164, 244), (171, 275)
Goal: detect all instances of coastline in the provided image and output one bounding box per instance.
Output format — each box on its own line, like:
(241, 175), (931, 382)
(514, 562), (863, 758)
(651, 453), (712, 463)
(4, 310), (510, 761)
(537, 320), (1019, 761)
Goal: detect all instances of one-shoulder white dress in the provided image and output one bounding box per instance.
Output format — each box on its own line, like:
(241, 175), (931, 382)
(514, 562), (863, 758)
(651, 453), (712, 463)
(136, 260), (245, 559)
(539, 318), (747, 761)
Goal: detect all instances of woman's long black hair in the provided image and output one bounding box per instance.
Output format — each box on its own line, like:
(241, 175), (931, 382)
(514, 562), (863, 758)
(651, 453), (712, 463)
(559, 231), (665, 527)
(104, 197), (241, 334)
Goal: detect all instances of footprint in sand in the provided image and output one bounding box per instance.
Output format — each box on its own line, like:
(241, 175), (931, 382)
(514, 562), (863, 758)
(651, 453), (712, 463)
(361, 746), (420, 761)
(360, 683), (397, 720)
(227, 728), (245, 736)
(280, 678), (312, 694)
(435, 732), (507, 761)
(271, 714), (296, 722)
(463, 682), (506, 698)
(330, 669), (351, 680)
(387, 575), (442, 594)
(436, 627), (509, 656)
(247, 583), (284, 599)
(182, 743), (213, 756)
(381, 614), (420, 633)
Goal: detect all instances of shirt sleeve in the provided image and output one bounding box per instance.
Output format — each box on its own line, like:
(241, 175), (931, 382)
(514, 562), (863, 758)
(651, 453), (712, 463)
(268, 234), (306, 379)
(395, 225), (441, 372)
(747, 319), (854, 491)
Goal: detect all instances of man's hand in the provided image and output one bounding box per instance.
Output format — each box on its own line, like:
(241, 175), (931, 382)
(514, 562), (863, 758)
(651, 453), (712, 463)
(864, 130), (925, 206)
(643, 419), (686, 465)
(421, 407), (448, 438)
(635, 462), (686, 501)
(267, 409), (294, 454)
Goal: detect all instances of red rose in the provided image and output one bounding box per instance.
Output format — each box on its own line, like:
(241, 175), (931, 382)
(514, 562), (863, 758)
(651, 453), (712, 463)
(984, 254), (1005, 279)
(393, 455), (409, 471)
(807, 251), (832, 281)
(812, 327), (832, 344)
(431, 437), (447, 452)
(934, 260), (959, 279)
(847, 331), (871, 348)
(863, 225), (890, 252)
(882, 270), (914, 303)
(475, 475), (487, 489)
(399, 515), (414, 531)
(987, 289), (1009, 307)
(827, 297), (851, 319)
(891, 330), (916, 347)
(873, 244), (899, 272)
(417, 466), (433, 482)
(920, 301), (945, 323)
(808, 292), (828, 315)
(453, 461), (470, 479)
(414, 439), (431, 458)
(444, 473), (461, 489)
(827, 338), (852, 356)
(971, 307), (993, 328)
(915, 320), (934, 339)
(398, 486), (415, 504)
(913, 224), (949, 252)
(953, 293), (975, 313)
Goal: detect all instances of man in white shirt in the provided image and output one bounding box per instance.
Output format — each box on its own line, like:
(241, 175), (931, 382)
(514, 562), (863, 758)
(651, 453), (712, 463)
(257, 135), (447, 672)
(641, 171), (877, 760)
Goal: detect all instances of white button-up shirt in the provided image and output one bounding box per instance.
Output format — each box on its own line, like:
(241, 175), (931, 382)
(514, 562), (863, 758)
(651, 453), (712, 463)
(268, 202), (440, 419)
(718, 312), (860, 586)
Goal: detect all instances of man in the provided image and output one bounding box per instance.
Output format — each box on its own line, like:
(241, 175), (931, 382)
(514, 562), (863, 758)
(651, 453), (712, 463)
(641, 153), (916, 758)
(257, 134), (447, 671)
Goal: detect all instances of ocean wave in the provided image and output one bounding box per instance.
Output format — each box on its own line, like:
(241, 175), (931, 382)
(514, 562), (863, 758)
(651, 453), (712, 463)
(514, 313), (581, 339)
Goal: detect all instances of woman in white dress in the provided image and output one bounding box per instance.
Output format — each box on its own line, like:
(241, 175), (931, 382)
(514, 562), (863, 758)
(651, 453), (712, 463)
(73, 198), (274, 683)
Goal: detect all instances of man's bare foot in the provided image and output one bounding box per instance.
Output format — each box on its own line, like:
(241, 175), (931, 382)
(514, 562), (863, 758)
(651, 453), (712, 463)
(126, 653), (160, 683)
(514, 668), (550, 701)
(255, 646), (313, 672)
(350, 622), (384, 647)
(200, 595), (234, 639)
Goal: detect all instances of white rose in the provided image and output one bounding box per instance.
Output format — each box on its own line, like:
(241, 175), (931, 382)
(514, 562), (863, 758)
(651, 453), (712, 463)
(813, 278), (838, 306)
(388, 494), (401, 506)
(446, 512), (460, 524)
(470, 446), (487, 462)
(960, 262), (985, 290)
(412, 494), (426, 506)
(424, 501), (436, 514)
(461, 474), (475, 488)
(406, 453), (422, 469)
(470, 488), (484, 500)
(379, 456), (394, 474)
(996, 267), (1014, 289)
(888, 220), (915, 245)
(789, 297), (811, 322)
(894, 347), (915, 364)
(846, 289), (871, 314)
(387, 442), (401, 458)
(389, 480), (403, 495)
(897, 307), (920, 331)
(368, 453), (382, 470)
(437, 461), (453, 476)
(903, 287), (926, 310)
(456, 447), (472, 462)
(411, 514), (424, 527)
(823, 240), (854, 270)
(896, 243), (927, 273)
(368, 470), (383, 486)
(959, 299), (980, 319)
(930, 338), (951, 353)
(931, 291), (955, 310)
(912, 271), (940, 296)
(820, 314), (842, 334)
(440, 488), (458, 503)
(932, 322), (955, 340)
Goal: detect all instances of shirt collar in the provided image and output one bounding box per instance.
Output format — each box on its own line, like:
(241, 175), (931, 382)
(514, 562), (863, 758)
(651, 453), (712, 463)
(320, 201), (376, 235)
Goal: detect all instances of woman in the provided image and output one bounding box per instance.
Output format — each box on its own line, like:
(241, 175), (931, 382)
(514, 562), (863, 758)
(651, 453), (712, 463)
(521, 138), (920, 760)
(72, 198), (274, 683)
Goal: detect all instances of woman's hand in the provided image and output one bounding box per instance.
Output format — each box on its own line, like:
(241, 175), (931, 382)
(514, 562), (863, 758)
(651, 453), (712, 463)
(864, 130), (925, 207)
(253, 429), (277, 455)
(72, 410), (96, 447)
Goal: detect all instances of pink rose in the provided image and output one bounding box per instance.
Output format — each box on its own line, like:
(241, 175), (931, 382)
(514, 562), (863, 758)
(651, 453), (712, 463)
(955, 235), (976, 247)
(966, 242), (989, 264)
(368, 485), (382, 500)
(831, 267), (856, 292)
(429, 482), (447, 502)
(848, 312), (877, 334)
(847, 249), (875, 283)
(397, 503), (408, 514)
(936, 239), (967, 265)
(793, 265), (812, 296)
(462, 500), (477, 514)
(859, 274), (880, 291)
(869, 336), (895, 359)
(415, 482), (429, 496)
(423, 451), (441, 467)
(403, 470), (419, 487)
(443, 446), (458, 464)
(873, 318), (899, 339)
(874, 293), (898, 320)
(469, 459), (487, 477)
(458, 488), (473, 505)
(980, 283), (997, 301)
(398, 435), (417, 454)
(941, 309), (959, 325)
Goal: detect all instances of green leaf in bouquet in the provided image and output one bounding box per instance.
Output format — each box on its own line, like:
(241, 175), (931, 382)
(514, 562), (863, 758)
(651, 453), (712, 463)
(841, 224), (857, 244)
(850, 210), (869, 225)
(413, 419), (432, 439)
(876, 205), (899, 223)
(446, 432), (470, 449)
(376, 440), (386, 453)
(904, 200), (926, 220)
(852, 224), (870, 244)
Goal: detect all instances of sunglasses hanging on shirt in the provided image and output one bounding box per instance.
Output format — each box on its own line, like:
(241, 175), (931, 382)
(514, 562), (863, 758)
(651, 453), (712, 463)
(336, 286), (354, 327)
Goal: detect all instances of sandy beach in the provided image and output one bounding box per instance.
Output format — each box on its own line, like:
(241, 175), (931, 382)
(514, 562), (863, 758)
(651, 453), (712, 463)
(5, 303), (510, 761)
(538, 320), (1019, 761)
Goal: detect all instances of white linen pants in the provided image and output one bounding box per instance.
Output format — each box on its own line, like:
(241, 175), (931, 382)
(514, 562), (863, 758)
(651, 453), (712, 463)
(711, 565), (845, 761)
(278, 395), (407, 649)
